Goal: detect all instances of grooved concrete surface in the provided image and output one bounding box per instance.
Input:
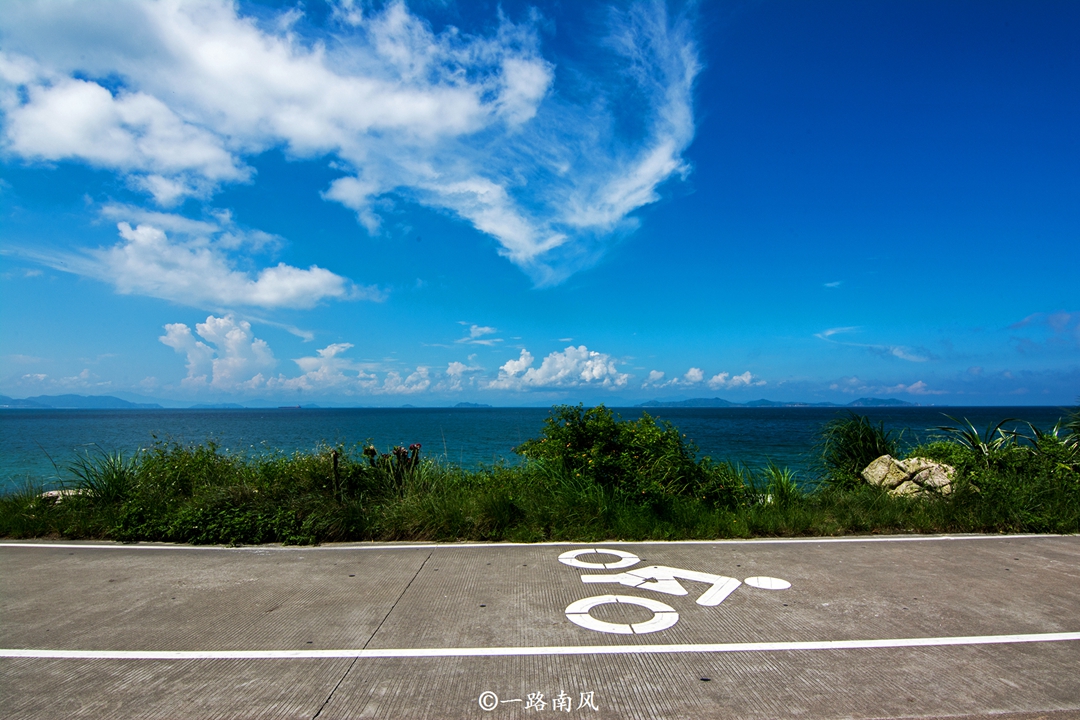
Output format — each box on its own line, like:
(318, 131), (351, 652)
(2, 535), (1079, 719)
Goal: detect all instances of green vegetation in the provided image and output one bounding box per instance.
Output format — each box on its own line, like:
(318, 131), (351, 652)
(815, 412), (902, 488)
(2, 404), (1078, 544)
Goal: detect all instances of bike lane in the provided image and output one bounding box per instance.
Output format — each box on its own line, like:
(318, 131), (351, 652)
(3, 535), (1080, 719)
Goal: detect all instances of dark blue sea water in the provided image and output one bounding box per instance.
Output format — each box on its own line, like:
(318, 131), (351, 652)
(0, 406), (1071, 494)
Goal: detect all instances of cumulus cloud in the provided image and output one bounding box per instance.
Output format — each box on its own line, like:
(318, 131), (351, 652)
(443, 359), (484, 391)
(488, 346), (629, 390)
(1, 75), (249, 205)
(157, 320), (431, 395)
(0, 0), (699, 282)
(381, 367), (431, 395)
(32, 210), (376, 309)
(642, 366), (706, 388)
(160, 315), (275, 389)
(707, 371), (765, 389)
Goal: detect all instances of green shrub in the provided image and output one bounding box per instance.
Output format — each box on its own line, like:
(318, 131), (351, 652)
(514, 404), (743, 509)
(934, 415), (1018, 466)
(816, 413), (901, 488)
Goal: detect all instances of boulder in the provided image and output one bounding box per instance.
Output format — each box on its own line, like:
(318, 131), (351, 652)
(912, 465), (953, 493)
(861, 455), (909, 489)
(860, 455), (956, 497)
(892, 480), (922, 496)
(899, 457), (937, 475)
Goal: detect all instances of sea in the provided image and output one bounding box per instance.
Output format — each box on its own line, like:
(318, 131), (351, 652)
(0, 405), (1072, 494)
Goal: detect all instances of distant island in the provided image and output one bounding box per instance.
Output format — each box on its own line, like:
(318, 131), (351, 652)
(636, 397), (915, 409)
(0, 394), (163, 409)
(0, 394), (917, 410)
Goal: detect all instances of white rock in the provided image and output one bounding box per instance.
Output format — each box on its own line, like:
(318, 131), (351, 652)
(861, 455), (910, 489)
(892, 480), (922, 496)
(912, 465), (954, 489)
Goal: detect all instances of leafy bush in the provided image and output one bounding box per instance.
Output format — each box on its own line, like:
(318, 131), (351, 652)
(816, 413), (901, 488)
(514, 404), (743, 509)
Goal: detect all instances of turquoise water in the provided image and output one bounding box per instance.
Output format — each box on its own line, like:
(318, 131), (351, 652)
(0, 406), (1071, 493)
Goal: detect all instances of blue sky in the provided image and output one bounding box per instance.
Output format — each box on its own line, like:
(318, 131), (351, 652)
(1, 0), (1077, 407)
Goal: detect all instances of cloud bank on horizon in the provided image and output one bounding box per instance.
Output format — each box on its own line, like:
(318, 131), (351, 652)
(0, 0), (697, 285)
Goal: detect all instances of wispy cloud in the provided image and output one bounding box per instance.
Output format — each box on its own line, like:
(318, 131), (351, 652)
(815, 326), (931, 363)
(0, 0), (699, 283)
(829, 376), (946, 396)
(15, 368), (111, 391)
(823, 281), (842, 288)
(456, 323), (502, 346)
(1009, 311), (1080, 353)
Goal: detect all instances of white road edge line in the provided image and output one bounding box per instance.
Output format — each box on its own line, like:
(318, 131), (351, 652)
(4, 631), (1079, 660)
(0, 534), (1073, 552)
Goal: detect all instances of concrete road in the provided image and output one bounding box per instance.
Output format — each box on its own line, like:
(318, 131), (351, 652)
(2, 534), (1079, 719)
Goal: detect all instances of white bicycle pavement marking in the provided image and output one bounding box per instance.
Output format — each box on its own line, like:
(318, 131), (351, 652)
(564, 595), (681, 635)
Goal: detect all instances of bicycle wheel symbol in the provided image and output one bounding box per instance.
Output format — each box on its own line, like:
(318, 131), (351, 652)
(565, 594), (679, 635)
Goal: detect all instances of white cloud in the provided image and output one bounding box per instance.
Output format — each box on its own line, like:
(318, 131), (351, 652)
(443, 360), (484, 391)
(455, 323), (502, 346)
(37, 215), (375, 310)
(16, 368), (109, 390)
(153, 327), (430, 396)
(883, 380), (946, 396)
(830, 376), (946, 396)
(815, 327), (930, 362)
(0, 0), (699, 283)
(267, 342), (374, 392)
(2, 75), (248, 205)
(707, 371), (765, 389)
(642, 366), (708, 388)
(160, 315), (275, 390)
(381, 367), (431, 395)
(487, 345), (629, 390)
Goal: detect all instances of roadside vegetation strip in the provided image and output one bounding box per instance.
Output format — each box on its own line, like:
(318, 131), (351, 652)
(1, 533), (1074, 552)
(1, 403), (1077, 545)
(5, 631), (1080, 660)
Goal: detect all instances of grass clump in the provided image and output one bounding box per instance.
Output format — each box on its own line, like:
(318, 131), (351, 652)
(1, 404), (1078, 544)
(815, 412), (902, 488)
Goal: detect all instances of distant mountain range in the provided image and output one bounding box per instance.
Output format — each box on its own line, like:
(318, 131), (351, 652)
(0, 394), (163, 409)
(1, 393), (914, 410)
(636, 397), (915, 408)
